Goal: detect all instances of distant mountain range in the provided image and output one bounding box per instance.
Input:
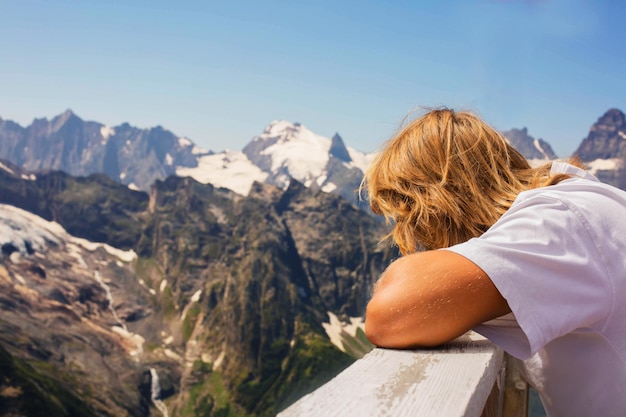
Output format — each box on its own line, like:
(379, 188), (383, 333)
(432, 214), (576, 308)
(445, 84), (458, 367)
(0, 112), (373, 208)
(9, 109), (626, 206)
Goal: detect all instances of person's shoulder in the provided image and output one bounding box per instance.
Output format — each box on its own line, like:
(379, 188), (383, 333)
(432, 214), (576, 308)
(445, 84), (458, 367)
(518, 163), (626, 208)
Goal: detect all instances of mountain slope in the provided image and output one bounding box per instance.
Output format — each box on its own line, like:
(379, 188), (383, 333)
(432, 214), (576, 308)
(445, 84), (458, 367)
(0, 204), (158, 417)
(0, 165), (395, 416)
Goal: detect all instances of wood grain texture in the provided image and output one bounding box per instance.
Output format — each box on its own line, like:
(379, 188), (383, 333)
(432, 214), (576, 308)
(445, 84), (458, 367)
(279, 333), (504, 417)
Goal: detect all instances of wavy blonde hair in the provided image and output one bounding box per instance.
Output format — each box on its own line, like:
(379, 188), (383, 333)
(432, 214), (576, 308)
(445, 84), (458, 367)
(361, 108), (578, 254)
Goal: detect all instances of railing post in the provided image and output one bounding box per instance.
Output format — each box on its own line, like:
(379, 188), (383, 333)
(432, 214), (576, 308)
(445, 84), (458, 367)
(502, 354), (529, 417)
(480, 353), (529, 417)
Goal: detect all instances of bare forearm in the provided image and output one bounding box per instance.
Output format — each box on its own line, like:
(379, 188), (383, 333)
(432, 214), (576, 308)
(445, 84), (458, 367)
(365, 250), (510, 349)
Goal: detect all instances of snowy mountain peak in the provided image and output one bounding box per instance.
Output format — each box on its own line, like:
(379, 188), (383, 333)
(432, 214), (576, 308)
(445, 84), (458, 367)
(243, 121), (333, 187)
(176, 120), (374, 201)
(262, 120), (302, 138)
(257, 121), (327, 149)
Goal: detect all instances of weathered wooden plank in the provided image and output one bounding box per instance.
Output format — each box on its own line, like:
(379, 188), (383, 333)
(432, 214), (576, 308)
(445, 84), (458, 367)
(502, 355), (529, 417)
(278, 333), (504, 417)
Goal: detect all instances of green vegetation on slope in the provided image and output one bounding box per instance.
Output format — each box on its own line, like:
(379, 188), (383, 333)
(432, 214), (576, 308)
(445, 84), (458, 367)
(0, 344), (99, 417)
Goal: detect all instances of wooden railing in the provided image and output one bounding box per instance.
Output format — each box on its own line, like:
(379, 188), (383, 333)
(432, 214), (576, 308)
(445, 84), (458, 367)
(278, 332), (528, 417)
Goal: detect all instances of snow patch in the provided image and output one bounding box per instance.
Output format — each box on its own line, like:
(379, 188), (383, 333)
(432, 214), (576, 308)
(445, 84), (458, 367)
(0, 161), (14, 174)
(190, 289), (202, 303)
(619, 131), (626, 140)
(0, 205), (64, 255)
(164, 348), (183, 361)
(586, 158), (622, 175)
(181, 289), (203, 320)
(321, 182), (337, 193)
(178, 137), (192, 147)
(165, 153), (173, 166)
(100, 125), (115, 142)
(0, 204), (136, 264)
(533, 139), (550, 159)
(322, 312), (365, 352)
(67, 243), (88, 268)
(112, 326), (145, 356)
(191, 145), (208, 155)
(71, 236), (137, 263)
(214, 351), (225, 369)
(347, 148), (376, 173)
(94, 270), (127, 330)
(128, 183), (140, 191)
(176, 150), (268, 195)
(527, 158), (551, 168)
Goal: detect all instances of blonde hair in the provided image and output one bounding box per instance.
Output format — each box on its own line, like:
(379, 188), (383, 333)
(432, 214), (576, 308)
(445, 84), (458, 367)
(361, 108), (578, 254)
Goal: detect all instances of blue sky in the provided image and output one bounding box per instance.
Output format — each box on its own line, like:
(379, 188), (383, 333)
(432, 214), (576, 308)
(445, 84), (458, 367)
(1, 0), (624, 157)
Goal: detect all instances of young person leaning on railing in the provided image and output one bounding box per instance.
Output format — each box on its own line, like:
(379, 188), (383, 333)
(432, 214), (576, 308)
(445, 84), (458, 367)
(361, 108), (626, 417)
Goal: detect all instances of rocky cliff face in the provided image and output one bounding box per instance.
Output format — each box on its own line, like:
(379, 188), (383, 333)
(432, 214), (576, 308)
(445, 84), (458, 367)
(0, 165), (395, 416)
(573, 108), (626, 188)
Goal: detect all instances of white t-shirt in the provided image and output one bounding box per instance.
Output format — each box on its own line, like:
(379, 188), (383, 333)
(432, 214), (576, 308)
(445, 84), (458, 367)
(447, 162), (626, 417)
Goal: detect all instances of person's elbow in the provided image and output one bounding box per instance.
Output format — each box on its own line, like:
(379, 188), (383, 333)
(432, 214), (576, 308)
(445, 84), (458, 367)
(364, 309), (404, 348)
(363, 297), (389, 347)
(364, 292), (447, 349)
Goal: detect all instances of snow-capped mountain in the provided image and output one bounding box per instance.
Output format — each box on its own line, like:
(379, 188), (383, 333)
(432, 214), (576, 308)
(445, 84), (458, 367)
(0, 112), (374, 207)
(177, 120), (374, 204)
(11, 109), (626, 208)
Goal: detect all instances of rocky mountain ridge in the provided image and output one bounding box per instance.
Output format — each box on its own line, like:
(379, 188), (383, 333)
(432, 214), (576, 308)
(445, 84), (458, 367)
(0, 110), (559, 208)
(0, 110), (205, 192)
(502, 127), (558, 162)
(0, 164), (395, 416)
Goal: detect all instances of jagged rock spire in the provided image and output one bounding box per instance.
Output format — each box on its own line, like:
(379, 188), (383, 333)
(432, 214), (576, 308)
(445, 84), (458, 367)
(329, 133), (352, 163)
